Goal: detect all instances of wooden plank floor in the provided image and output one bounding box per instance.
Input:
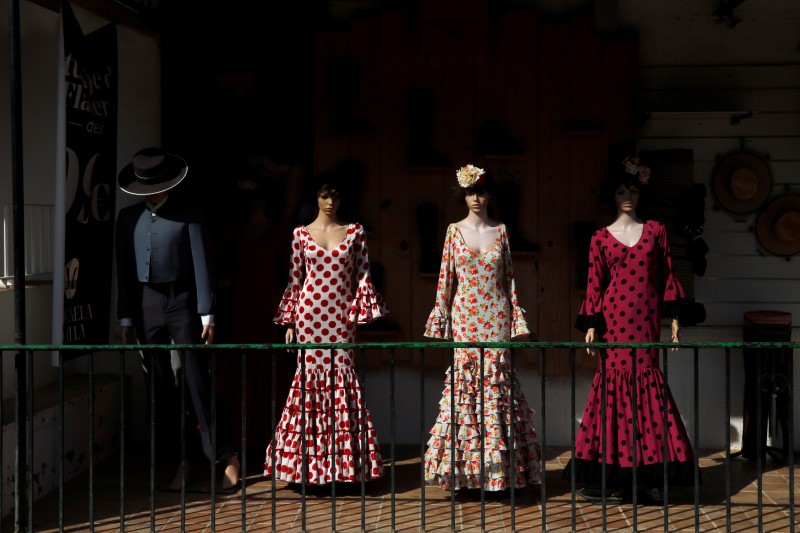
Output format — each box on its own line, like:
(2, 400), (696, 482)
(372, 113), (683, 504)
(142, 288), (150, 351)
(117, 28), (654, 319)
(8, 446), (799, 532)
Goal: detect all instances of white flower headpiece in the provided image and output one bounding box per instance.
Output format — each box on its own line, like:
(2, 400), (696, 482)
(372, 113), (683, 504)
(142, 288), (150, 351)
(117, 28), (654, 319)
(622, 156), (651, 185)
(456, 164), (486, 188)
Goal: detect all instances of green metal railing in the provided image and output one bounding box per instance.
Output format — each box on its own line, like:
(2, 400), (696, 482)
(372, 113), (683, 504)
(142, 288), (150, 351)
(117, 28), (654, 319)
(2, 340), (797, 532)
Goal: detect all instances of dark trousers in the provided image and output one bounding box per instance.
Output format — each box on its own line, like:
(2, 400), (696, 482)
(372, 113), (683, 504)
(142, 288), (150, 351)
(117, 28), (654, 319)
(135, 281), (235, 464)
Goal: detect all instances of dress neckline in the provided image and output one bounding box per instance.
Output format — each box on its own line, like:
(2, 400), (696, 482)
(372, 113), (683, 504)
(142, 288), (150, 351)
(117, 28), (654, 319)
(303, 223), (353, 252)
(605, 220), (646, 248)
(453, 223), (501, 255)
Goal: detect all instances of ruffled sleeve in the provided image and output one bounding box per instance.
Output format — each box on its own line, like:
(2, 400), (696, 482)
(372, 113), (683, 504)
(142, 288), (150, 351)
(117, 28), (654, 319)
(273, 226), (304, 326)
(655, 221), (686, 320)
(575, 229), (609, 333)
(348, 224), (388, 324)
(424, 224), (457, 339)
(500, 224), (530, 338)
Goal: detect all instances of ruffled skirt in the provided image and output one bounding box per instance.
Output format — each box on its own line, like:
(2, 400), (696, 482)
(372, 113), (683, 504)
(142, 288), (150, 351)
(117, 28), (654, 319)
(264, 350), (384, 484)
(564, 364), (697, 488)
(424, 349), (541, 491)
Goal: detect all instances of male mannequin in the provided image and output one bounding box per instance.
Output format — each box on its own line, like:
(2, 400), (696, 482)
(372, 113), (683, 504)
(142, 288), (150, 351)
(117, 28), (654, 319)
(115, 147), (239, 491)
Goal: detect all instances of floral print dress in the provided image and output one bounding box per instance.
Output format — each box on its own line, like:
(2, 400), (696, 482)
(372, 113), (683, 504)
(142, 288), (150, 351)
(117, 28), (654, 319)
(424, 223), (541, 490)
(568, 220), (696, 487)
(264, 223), (387, 484)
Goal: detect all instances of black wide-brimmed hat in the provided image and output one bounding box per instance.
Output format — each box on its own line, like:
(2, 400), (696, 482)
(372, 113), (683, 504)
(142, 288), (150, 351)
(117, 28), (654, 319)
(118, 147), (188, 195)
(755, 195), (800, 256)
(713, 152), (771, 214)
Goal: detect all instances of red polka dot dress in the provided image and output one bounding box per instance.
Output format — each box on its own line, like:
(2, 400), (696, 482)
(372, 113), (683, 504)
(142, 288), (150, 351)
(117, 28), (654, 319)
(424, 224), (541, 491)
(264, 223), (387, 484)
(567, 220), (696, 487)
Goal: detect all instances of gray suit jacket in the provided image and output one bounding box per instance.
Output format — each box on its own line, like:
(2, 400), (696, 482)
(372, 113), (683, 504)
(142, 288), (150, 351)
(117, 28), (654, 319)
(115, 200), (214, 320)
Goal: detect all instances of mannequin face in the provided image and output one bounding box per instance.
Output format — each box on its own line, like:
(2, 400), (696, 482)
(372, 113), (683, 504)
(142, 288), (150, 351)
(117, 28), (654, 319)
(317, 190), (340, 216)
(464, 189), (491, 213)
(145, 191), (167, 204)
(615, 183), (640, 214)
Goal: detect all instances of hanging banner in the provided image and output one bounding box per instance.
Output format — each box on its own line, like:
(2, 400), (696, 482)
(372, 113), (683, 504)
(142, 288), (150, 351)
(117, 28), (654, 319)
(57, 1), (118, 346)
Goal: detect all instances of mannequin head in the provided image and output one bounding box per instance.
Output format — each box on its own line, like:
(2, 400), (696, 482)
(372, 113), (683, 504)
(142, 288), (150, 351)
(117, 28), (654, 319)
(455, 172), (495, 204)
(316, 181), (341, 217)
(601, 158), (649, 208)
(613, 182), (640, 215)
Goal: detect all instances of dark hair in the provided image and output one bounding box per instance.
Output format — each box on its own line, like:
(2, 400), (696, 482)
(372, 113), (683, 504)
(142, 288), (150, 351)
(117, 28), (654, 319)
(600, 163), (647, 205)
(312, 172), (343, 199)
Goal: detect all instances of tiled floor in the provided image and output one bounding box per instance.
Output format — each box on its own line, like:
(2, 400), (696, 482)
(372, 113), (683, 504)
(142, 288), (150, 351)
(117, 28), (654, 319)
(7, 447), (800, 532)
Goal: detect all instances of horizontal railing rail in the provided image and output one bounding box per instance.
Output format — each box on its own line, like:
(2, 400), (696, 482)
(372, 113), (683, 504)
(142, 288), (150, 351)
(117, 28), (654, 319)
(3, 340), (800, 351)
(1, 341), (797, 532)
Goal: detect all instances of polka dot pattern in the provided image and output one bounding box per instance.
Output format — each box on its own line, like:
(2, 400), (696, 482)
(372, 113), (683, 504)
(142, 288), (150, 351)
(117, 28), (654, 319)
(574, 220), (694, 470)
(424, 224), (540, 490)
(265, 223), (387, 484)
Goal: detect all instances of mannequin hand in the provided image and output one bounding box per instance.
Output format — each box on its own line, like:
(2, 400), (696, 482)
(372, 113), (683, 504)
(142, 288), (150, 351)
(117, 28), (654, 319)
(670, 319), (680, 351)
(121, 326), (135, 346)
(201, 324), (215, 345)
(585, 328), (597, 357)
(285, 327), (295, 345)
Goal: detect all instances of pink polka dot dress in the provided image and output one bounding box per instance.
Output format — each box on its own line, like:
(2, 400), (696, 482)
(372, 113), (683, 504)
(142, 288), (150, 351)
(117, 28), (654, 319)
(264, 223), (387, 484)
(568, 220), (696, 487)
(424, 224), (541, 491)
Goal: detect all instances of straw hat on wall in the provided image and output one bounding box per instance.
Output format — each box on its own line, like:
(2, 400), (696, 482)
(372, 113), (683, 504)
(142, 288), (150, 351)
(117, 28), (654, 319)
(713, 152), (771, 214)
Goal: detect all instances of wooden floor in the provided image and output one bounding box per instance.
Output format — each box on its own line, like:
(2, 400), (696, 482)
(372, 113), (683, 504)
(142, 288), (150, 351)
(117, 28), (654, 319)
(8, 447), (800, 532)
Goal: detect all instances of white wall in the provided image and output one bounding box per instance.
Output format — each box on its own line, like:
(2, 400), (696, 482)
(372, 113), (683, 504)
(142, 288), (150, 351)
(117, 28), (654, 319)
(0, 1), (160, 445)
(622, 0), (800, 451)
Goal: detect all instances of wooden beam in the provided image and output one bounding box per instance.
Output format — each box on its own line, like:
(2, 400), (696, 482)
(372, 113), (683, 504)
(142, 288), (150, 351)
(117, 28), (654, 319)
(27, 0), (159, 38)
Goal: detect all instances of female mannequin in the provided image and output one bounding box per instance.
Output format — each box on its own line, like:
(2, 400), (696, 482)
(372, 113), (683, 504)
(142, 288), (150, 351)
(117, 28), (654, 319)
(567, 156), (696, 502)
(424, 164), (541, 492)
(264, 179), (387, 485)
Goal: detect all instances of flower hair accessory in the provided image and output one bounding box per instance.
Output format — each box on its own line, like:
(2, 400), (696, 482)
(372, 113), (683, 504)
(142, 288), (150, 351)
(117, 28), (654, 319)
(456, 164), (486, 188)
(623, 156), (651, 185)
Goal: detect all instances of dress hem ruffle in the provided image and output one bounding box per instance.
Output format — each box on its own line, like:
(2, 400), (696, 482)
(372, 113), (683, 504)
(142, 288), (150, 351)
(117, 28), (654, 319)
(562, 457), (699, 488)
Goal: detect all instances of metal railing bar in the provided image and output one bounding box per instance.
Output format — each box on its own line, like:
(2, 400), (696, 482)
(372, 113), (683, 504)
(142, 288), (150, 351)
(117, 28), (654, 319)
(756, 348), (764, 532)
(725, 347), (731, 533)
(271, 349), (277, 532)
(301, 348), (307, 532)
(241, 350), (247, 531)
(119, 350), (125, 533)
(450, 347), (456, 530)
(360, 347), (367, 533)
(11, 340), (800, 351)
(59, 350), (64, 532)
(509, 347), (516, 532)
(149, 351), (155, 532)
(540, 347), (546, 532)
(180, 350), (187, 531)
(479, 346), (485, 533)
(330, 346), (336, 532)
(693, 347), (700, 532)
(788, 346), (795, 533)
(662, 347), (669, 531)
(390, 347), (396, 533)
(0, 351), (3, 530)
(89, 351), (95, 532)
(631, 348), (638, 528)
(211, 352), (217, 530)
(419, 347), (426, 533)
(601, 349), (607, 528)
(27, 349), (34, 532)
(570, 347), (576, 529)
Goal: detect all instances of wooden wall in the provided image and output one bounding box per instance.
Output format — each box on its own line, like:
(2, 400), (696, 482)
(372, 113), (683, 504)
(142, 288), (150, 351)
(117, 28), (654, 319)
(638, 64), (800, 328)
(313, 10), (638, 374)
